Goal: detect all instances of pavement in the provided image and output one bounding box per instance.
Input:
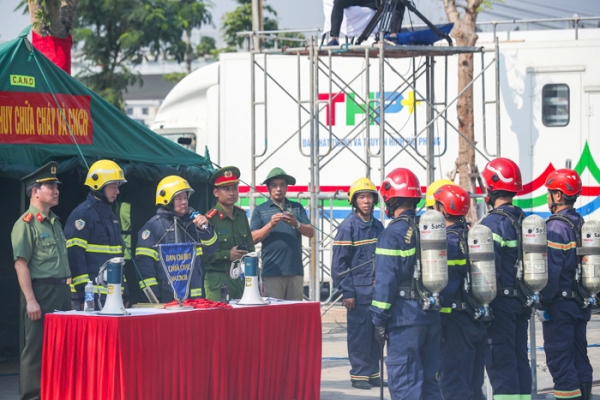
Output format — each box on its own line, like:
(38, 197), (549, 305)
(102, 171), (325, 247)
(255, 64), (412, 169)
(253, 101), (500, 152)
(2, 307), (600, 399)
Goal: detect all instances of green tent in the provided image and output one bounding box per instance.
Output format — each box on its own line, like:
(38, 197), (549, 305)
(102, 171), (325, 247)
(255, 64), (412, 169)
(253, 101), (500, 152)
(0, 28), (216, 360)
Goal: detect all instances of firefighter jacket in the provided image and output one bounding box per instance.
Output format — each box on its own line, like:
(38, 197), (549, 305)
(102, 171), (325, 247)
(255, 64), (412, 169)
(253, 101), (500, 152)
(135, 208), (218, 301)
(480, 204), (526, 289)
(541, 208), (583, 302)
(440, 222), (468, 311)
(64, 193), (128, 301)
(331, 212), (384, 304)
(370, 209), (440, 328)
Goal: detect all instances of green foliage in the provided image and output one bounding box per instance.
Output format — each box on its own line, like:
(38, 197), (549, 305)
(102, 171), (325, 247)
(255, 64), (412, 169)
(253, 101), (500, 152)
(220, 0), (278, 48)
(162, 72), (187, 83)
(197, 36), (216, 57)
(73, 0), (212, 110)
(477, 0), (504, 13)
(15, 0), (51, 30)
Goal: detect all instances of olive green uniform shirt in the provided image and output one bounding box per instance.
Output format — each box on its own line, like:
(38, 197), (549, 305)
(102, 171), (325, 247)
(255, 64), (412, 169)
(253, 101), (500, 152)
(11, 205), (71, 279)
(204, 202), (255, 272)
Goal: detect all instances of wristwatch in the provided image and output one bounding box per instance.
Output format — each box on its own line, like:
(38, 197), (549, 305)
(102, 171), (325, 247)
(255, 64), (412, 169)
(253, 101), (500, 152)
(296, 220), (301, 229)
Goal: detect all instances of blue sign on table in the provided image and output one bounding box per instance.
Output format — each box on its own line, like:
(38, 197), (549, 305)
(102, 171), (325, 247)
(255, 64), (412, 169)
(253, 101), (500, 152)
(157, 242), (197, 302)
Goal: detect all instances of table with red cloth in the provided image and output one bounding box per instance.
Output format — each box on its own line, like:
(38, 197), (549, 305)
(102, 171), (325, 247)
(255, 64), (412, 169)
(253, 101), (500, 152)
(41, 302), (322, 400)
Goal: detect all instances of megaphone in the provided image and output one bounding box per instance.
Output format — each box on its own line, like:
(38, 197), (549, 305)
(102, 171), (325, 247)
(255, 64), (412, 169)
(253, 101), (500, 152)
(97, 257), (129, 315)
(237, 252), (270, 306)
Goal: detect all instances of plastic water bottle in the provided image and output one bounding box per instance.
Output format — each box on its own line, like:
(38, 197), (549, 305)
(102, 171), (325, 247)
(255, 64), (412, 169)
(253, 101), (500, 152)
(84, 281), (95, 312)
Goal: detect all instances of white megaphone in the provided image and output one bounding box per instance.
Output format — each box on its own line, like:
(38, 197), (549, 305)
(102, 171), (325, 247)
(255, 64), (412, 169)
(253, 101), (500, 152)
(237, 252), (270, 305)
(97, 257), (129, 315)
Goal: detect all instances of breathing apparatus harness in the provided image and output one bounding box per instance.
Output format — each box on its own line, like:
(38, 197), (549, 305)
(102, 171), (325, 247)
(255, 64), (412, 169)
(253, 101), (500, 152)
(486, 207), (539, 308)
(392, 214), (443, 311)
(545, 213), (596, 309)
(447, 221), (494, 322)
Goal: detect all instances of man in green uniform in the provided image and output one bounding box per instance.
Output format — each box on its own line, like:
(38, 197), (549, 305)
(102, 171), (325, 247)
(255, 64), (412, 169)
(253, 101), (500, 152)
(204, 166), (255, 301)
(11, 161), (71, 400)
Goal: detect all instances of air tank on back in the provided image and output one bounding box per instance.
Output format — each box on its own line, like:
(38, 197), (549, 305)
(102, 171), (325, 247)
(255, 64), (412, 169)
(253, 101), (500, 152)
(468, 224), (497, 309)
(580, 220), (600, 296)
(419, 209), (448, 301)
(522, 214), (549, 295)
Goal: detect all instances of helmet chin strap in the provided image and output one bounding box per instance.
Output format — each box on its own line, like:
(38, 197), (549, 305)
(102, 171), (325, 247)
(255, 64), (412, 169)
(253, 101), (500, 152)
(91, 188), (111, 204)
(549, 191), (569, 213)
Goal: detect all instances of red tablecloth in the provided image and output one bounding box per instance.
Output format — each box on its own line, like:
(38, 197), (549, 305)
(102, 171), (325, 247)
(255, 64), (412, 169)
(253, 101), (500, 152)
(41, 303), (322, 400)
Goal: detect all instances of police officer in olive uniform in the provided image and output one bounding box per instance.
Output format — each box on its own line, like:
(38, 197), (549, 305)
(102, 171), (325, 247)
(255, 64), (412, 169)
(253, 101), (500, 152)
(11, 161), (71, 400)
(204, 166), (255, 301)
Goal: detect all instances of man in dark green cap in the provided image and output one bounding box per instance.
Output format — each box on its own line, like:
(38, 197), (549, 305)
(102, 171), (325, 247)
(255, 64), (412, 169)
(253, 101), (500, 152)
(251, 167), (314, 300)
(11, 161), (71, 400)
(203, 166), (256, 301)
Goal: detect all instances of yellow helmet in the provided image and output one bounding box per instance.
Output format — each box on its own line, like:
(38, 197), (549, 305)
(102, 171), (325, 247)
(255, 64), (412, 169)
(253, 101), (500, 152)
(84, 160), (126, 190)
(348, 178), (379, 205)
(156, 175), (194, 205)
(425, 179), (457, 207)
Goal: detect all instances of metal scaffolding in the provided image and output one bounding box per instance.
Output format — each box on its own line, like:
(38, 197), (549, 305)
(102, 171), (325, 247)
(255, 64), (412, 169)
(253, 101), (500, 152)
(242, 34), (501, 303)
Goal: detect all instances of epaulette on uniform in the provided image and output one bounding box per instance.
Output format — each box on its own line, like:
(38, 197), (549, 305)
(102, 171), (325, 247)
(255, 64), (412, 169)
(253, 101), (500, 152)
(206, 209), (218, 219)
(22, 213), (33, 223)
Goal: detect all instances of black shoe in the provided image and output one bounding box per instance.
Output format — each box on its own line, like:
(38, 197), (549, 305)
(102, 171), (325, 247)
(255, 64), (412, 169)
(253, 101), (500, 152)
(581, 382), (592, 400)
(326, 38), (339, 46)
(369, 378), (388, 387)
(351, 380), (372, 390)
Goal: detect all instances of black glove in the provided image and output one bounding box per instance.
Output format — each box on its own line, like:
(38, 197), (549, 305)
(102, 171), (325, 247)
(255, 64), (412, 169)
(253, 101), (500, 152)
(374, 325), (387, 344)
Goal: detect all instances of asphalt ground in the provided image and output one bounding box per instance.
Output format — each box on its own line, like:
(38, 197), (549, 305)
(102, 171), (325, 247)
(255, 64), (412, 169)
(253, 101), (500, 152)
(2, 309), (600, 399)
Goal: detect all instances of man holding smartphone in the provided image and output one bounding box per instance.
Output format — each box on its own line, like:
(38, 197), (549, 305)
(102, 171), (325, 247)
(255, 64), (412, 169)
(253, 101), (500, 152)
(251, 168), (314, 300)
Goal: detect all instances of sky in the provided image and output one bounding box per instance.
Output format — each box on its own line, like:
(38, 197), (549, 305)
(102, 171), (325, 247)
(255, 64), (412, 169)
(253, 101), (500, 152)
(1, 0), (598, 45)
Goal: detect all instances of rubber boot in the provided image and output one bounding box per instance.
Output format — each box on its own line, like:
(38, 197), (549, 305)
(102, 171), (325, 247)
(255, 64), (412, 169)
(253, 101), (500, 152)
(580, 382), (592, 400)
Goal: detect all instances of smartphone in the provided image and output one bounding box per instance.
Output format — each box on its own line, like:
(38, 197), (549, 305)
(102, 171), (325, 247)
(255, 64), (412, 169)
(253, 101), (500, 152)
(237, 242), (247, 251)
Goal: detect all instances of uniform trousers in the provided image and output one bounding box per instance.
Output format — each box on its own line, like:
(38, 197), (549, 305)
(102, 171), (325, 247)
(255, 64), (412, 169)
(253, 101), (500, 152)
(386, 323), (442, 400)
(485, 296), (532, 398)
(20, 282), (71, 400)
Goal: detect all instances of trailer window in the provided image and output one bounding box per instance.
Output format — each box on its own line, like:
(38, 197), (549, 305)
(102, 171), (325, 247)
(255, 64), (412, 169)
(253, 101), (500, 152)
(542, 84), (569, 127)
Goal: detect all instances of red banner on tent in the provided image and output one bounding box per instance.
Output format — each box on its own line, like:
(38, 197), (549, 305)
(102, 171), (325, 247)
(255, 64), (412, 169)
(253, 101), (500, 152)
(0, 91), (93, 145)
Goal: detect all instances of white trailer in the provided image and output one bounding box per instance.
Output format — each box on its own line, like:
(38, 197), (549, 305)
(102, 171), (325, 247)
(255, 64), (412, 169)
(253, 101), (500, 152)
(152, 23), (600, 223)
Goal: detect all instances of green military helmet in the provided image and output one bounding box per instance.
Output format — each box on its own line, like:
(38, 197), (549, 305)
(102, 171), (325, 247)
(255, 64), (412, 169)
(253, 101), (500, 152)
(21, 161), (61, 187)
(262, 167), (296, 186)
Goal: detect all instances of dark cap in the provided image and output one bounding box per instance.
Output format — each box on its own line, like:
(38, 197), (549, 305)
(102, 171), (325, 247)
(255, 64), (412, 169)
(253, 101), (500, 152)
(210, 166), (241, 187)
(262, 167), (296, 186)
(21, 161), (61, 187)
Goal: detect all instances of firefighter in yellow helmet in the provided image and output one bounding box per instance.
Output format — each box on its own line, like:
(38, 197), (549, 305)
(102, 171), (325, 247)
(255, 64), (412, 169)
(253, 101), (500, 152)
(135, 176), (218, 302)
(424, 179), (457, 208)
(65, 160), (128, 309)
(332, 178), (386, 389)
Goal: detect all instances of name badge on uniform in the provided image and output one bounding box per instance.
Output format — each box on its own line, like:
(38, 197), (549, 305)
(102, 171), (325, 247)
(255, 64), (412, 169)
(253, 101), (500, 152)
(39, 233), (50, 238)
(218, 230), (228, 235)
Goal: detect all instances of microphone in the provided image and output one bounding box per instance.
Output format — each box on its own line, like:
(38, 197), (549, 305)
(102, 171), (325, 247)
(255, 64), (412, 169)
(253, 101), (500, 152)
(187, 207), (208, 231)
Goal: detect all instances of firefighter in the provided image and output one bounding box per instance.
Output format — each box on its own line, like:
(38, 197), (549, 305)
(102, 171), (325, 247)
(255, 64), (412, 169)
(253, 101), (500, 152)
(434, 184), (486, 400)
(65, 160), (129, 309)
(135, 176), (218, 302)
(331, 178), (385, 389)
(424, 179), (456, 210)
(540, 169), (592, 400)
(480, 157), (531, 399)
(370, 168), (442, 400)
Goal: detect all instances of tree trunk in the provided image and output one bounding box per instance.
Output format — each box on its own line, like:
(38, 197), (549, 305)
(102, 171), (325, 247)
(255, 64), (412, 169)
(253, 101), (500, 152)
(29, 0), (79, 38)
(444, 0), (481, 222)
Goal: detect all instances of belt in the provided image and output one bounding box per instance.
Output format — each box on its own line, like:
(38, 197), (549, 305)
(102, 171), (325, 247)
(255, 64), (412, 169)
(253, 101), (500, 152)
(32, 278), (69, 285)
(499, 287), (519, 297)
(559, 290), (577, 299)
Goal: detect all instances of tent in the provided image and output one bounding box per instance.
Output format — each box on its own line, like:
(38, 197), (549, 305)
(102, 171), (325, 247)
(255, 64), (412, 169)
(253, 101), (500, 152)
(0, 27), (216, 359)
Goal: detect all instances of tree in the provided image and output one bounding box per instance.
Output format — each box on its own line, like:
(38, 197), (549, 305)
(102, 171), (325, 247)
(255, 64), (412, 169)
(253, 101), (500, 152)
(16, 0), (81, 72)
(443, 0), (496, 221)
(73, 0), (212, 110)
(221, 0), (278, 49)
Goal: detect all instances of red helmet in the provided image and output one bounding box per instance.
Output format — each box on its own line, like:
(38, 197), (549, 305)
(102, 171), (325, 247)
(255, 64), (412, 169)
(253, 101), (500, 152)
(380, 168), (422, 203)
(482, 158), (523, 193)
(433, 184), (470, 216)
(545, 169), (582, 197)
